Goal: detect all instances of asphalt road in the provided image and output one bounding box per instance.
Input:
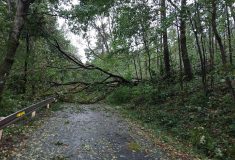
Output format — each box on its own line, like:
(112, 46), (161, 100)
(10, 103), (169, 160)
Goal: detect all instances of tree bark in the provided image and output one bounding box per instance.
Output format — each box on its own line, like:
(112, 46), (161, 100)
(133, 54), (139, 80)
(135, 37), (143, 80)
(92, 22), (110, 54)
(226, 3), (233, 65)
(23, 32), (30, 93)
(176, 15), (183, 90)
(189, 16), (207, 94)
(161, 0), (171, 77)
(228, 3), (235, 28)
(7, 0), (14, 12)
(141, 23), (152, 80)
(211, 0), (235, 102)
(209, 26), (215, 89)
(180, 0), (193, 80)
(0, 0), (34, 102)
(138, 53), (143, 80)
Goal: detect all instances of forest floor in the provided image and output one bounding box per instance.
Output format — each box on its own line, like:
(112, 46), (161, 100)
(0, 103), (177, 160)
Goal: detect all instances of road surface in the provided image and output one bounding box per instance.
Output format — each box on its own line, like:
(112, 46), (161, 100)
(7, 103), (169, 160)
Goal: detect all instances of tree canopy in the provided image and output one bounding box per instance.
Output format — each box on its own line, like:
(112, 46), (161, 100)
(0, 0), (235, 159)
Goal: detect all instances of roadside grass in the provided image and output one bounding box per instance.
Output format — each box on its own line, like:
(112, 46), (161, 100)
(106, 80), (235, 160)
(112, 104), (207, 159)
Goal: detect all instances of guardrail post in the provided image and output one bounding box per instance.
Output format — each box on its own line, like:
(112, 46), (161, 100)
(0, 117), (5, 141)
(47, 104), (50, 109)
(31, 111), (36, 118)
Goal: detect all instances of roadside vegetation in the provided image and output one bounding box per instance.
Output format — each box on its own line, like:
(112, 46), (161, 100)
(0, 0), (234, 159)
(106, 79), (235, 159)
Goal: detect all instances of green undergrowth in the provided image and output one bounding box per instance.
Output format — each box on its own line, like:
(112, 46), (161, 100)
(59, 84), (111, 104)
(0, 89), (62, 116)
(106, 81), (235, 160)
(0, 93), (31, 116)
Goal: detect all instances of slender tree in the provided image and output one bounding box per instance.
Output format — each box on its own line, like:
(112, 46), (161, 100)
(211, 0), (235, 101)
(180, 0), (193, 80)
(0, 0), (34, 101)
(161, 0), (171, 77)
(23, 32), (30, 93)
(225, 2), (233, 65)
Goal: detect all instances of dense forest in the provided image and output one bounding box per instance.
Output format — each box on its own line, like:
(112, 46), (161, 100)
(0, 0), (235, 159)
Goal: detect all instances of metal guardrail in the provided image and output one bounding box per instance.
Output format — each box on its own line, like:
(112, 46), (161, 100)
(0, 97), (56, 130)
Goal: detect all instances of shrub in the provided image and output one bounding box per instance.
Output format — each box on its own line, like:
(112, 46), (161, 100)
(107, 84), (157, 106)
(107, 86), (133, 105)
(0, 93), (28, 116)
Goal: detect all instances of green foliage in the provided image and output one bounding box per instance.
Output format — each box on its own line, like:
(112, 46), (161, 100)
(188, 92), (209, 107)
(0, 0), (235, 159)
(107, 83), (156, 105)
(0, 93), (29, 116)
(107, 79), (235, 159)
(130, 84), (156, 105)
(107, 86), (132, 105)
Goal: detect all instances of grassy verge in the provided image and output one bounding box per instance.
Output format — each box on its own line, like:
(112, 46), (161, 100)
(106, 81), (235, 160)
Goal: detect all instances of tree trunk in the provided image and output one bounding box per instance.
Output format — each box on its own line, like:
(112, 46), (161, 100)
(189, 16), (207, 94)
(159, 33), (164, 76)
(161, 0), (171, 77)
(211, 0), (235, 102)
(209, 26), (215, 89)
(226, 3), (233, 65)
(176, 16), (183, 90)
(180, 0), (193, 80)
(133, 54), (139, 80)
(137, 53), (143, 80)
(23, 32), (30, 93)
(228, 3), (235, 28)
(0, 0), (33, 102)
(7, 0), (14, 14)
(134, 37), (143, 80)
(141, 25), (152, 80)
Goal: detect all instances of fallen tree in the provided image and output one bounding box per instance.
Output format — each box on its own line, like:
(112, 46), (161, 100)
(46, 35), (131, 85)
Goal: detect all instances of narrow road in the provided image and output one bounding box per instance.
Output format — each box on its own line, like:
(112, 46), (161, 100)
(11, 103), (169, 160)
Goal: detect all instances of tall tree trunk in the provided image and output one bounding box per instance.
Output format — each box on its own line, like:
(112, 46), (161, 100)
(100, 23), (110, 54)
(135, 38), (143, 80)
(159, 33), (164, 76)
(209, 26), (215, 89)
(141, 25), (152, 80)
(176, 16), (183, 90)
(226, 3), (233, 65)
(133, 56), (139, 80)
(189, 16), (207, 94)
(161, 0), (171, 77)
(211, 1), (227, 64)
(7, 0), (14, 14)
(211, 0), (235, 102)
(228, 3), (235, 28)
(0, 0), (33, 102)
(93, 22), (110, 54)
(180, 0), (193, 80)
(23, 32), (30, 93)
(137, 53), (143, 80)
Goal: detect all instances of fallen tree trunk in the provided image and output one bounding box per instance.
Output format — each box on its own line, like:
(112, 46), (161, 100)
(50, 38), (131, 84)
